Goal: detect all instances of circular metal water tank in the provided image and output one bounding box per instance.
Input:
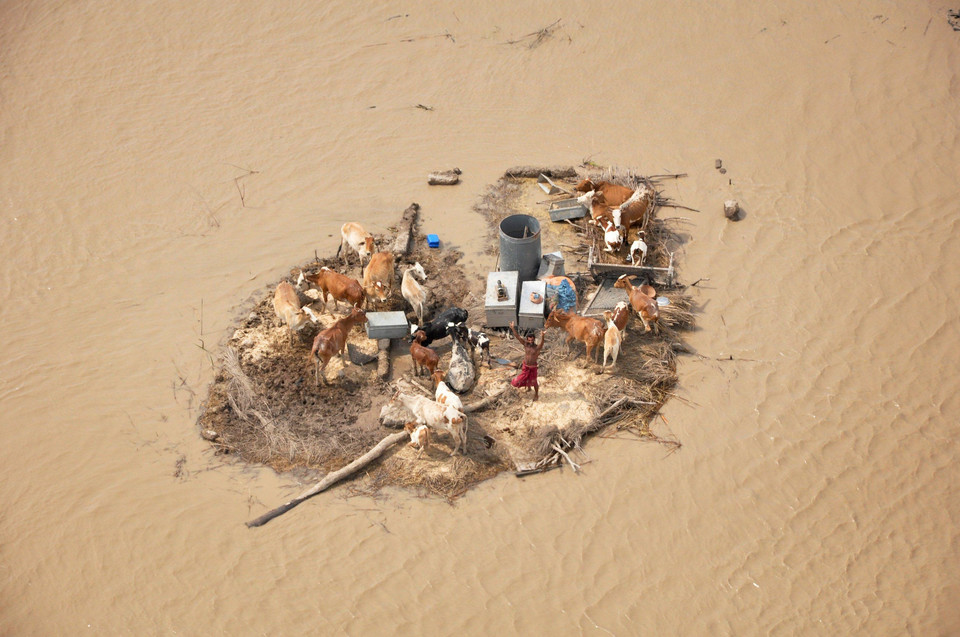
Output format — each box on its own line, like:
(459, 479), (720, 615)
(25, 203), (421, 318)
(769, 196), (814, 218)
(499, 214), (541, 283)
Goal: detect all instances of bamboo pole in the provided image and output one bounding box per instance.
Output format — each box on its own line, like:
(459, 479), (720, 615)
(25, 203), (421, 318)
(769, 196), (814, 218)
(246, 431), (409, 528)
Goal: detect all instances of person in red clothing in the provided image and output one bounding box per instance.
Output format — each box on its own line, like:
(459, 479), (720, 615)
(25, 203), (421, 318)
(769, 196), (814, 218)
(508, 321), (545, 401)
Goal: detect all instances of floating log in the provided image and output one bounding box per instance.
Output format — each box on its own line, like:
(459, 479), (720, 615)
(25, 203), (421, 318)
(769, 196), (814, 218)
(503, 165), (578, 179)
(428, 168), (461, 185)
(246, 430), (410, 528)
(390, 203), (420, 256)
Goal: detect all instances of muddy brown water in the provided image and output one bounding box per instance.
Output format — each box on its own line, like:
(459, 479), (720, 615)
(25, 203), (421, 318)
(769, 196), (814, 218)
(2, 1), (958, 633)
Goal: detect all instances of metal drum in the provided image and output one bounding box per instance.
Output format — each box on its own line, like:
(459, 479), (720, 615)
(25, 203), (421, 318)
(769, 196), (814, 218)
(498, 214), (541, 284)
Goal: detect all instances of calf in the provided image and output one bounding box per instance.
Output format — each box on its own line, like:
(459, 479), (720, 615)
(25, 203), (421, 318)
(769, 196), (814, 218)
(404, 421), (431, 458)
(401, 262), (427, 325)
(272, 281), (313, 344)
(409, 331), (439, 378)
(362, 252), (395, 305)
(614, 275), (659, 332)
(575, 179), (635, 207)
(298, 267), (365, 313)
(310, 307), (368, 385)
(544, 308), (605, 364)
(410, 307), (469, 346)
(390, 391), (467, 456)
(337, 222), (375, 267)
(602, 310), (622, 371)
(432, 371), (464, 412)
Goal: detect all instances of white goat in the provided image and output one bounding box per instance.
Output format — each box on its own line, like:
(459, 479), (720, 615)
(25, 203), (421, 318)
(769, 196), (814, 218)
(401, 262), (427, 325)
(628, 231), (648, 265)
(390, 391), (467, 456)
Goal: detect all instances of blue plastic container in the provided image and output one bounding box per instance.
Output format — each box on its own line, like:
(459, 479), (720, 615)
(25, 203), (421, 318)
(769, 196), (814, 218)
(427, 234), (440, 248)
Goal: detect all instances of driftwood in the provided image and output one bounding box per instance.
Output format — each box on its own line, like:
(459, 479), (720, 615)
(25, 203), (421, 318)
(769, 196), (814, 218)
(463, 384), (510, 413)
(246, 430), (410, 528)
(504, 165), (578, 179)
(428, 168), (461, 185)
(390, 203), (420, 256)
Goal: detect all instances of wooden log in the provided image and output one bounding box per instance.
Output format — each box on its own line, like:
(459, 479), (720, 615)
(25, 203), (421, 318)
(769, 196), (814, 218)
(427, 168), (461, 185)
(246, 430), (410, 528)
(376, 338), (391, 380)
(463, 384), (510, 413)
(503, 165), (578, 179)
(390, 203), (420, 257)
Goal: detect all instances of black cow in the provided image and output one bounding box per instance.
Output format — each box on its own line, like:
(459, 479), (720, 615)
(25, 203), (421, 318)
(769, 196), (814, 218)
(410, 307), (469, 346)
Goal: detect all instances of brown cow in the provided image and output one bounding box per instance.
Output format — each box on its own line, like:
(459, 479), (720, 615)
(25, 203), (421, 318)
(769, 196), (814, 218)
(298, 267), (365, 313)
(311, 307), (368, 385)
(362, 252), (395, 305)
(575, 179), (635, 207)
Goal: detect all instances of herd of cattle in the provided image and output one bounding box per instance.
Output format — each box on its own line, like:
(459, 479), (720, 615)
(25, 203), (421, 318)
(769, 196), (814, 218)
(573, 178), (657, 264)
(267, 199), (663, 456)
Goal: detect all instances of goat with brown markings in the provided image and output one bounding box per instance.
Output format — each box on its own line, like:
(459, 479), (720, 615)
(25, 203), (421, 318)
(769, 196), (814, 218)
(614, 275), (659, 332)
(544, 308), (605, 364)
(404, 421), (431, 458)
(431, 371), (464, 412)
(611, 301), (630, 342)
(310, 307), (368, 385)
(409, 331), (439, 378)
(390, 390), (467, 456)
(298, 267), (365, 314)
(602, 310), (622, 371)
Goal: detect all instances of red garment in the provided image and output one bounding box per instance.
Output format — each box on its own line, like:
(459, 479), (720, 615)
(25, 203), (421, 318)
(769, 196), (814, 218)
(511, 363), (539, 388)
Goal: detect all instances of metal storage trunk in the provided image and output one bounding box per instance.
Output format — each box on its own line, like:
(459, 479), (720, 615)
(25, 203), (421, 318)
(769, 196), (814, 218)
(364, 311), (409, 339)
(484, 271), (519, 328)
(518, 280), (547, 330)
(536, 251), (565, 278)
(548, 198), (588, 222)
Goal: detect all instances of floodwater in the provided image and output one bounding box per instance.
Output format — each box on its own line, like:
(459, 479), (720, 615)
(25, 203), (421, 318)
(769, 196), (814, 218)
(1, 1), (958, 633)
